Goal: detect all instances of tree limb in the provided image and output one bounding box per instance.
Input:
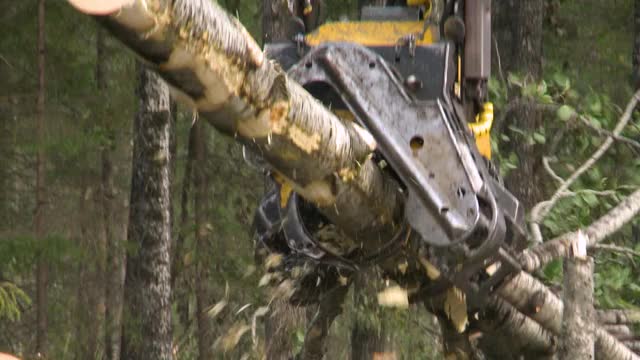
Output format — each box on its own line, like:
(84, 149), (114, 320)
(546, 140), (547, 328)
(520, 187), (640, 273)
(532, 90), (640, 226)
(591, 244), (640, 259)
(574, 114), (640, 150)
(597, 310), (640, 325)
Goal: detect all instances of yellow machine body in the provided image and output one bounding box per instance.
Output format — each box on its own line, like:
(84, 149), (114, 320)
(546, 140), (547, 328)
(305, 21), (434, 47)
(304, 9), (494, 160)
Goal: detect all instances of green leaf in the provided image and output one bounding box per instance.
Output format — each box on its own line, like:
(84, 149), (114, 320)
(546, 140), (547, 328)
(556, 105), (576, 121)
(533, 132), (546, 144)
(581, 192), (599, 208)
(552, 72), (571, 90)
(543, 259), (563, 282)
(507, 73), (522, 87)
(537, 80), (548, 96)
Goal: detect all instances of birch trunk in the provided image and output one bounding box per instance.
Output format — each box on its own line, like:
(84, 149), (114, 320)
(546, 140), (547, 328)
(559, 240), (595, 360)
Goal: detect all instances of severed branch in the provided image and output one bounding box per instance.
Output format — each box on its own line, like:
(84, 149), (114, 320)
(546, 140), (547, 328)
(597, 310), (640, 325)
(592, 244), (640, 259)
(574, 114), (640, 150)
(521, 187), (640, 273)
(67, 1), (640, 358)
(530, 90), (640, 242)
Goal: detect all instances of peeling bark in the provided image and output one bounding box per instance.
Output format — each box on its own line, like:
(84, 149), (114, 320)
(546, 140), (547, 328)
(474, 296), (559, 360)
(596, 328), (640, 360)
(498, 270), (639, 359)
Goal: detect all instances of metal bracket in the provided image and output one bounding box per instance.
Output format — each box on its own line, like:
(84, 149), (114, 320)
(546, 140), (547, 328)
(289, 43), (483, 245)
(287, 42), (525, 305)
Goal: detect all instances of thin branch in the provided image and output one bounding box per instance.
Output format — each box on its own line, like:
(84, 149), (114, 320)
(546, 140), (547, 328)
(543, 156), (565, 184)
(533, 90), (640, 225)
(492, 35), (508, 98)
(597, 310), (640, 325)
(591, 244), (640, 258)
(575, 114), (640, 150)
(520, 187), (640, 273)
(529, 185), (617, 244)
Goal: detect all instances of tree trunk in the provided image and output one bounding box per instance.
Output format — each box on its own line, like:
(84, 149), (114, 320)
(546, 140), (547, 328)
(172, 117), (194, 330)
(503, 0), (545, 210)
(559, 239), (595, 360)
(492, 0), (517, 73)
(633, 0), (640, 89)
(97, 27), (124, 360)
(120, 63), (173, 360)
(34, 0), (48, 356)
(192, 120), (215, 360)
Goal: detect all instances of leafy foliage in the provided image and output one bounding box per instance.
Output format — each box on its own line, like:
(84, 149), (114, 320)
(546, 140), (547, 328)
(0, 282), (30, 322)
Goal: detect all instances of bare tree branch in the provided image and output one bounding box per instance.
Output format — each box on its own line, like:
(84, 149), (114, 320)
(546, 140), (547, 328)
(575, 114), (640, 150)
(592, 244), (640, 259)
(532, 90), (640, 228)
(520, 187), (640, 273)
(597, 310), (640, 325)
(530, 156), (617, 243)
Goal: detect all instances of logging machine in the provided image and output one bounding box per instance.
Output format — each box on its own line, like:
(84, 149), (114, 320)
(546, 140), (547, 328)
(253, 0), (527, 308)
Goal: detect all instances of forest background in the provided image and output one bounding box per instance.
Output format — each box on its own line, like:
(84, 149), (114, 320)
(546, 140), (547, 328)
(1, 0), (640, 359)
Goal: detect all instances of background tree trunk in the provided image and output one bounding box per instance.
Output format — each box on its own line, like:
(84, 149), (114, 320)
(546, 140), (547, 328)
(503, 0), (546, 210)
(192, 120), (215, 360)
(492, 0), (517, 73)
(633, 0), (640, 89)
(34, 0), (48, 356)
(97, 27), (124, 360)
(120, 64), (173, 360)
